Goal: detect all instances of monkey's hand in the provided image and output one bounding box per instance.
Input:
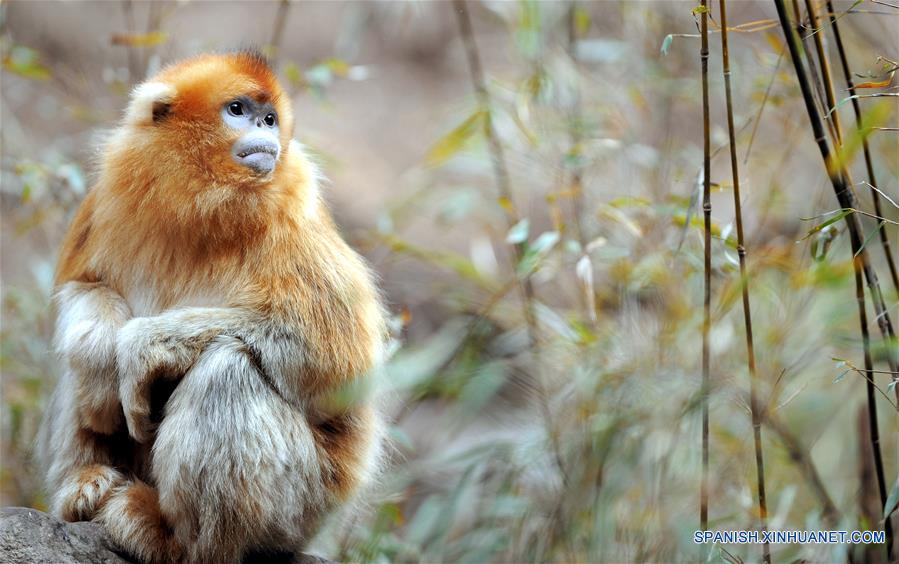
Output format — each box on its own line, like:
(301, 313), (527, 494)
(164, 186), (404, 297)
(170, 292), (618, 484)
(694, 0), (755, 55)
(55, 281), (132, 434)
(116, 307), (248, 442)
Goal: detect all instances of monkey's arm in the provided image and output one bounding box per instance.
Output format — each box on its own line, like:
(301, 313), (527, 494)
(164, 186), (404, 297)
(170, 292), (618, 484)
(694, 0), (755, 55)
(54, 281), (132, 434)
(116, 307), (259, 442)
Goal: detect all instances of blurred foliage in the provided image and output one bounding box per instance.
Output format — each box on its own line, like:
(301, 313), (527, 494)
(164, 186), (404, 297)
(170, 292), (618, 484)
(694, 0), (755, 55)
(1, 1), (898, 563)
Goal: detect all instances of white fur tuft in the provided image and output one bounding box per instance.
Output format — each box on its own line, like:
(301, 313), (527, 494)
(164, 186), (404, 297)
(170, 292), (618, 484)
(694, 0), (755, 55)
(125, 82), (176, 126)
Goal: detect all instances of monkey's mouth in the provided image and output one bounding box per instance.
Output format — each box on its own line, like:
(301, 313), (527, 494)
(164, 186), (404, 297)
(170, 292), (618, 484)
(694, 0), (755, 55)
(236, 145), (278, 159)
(232, 136), (280, 175)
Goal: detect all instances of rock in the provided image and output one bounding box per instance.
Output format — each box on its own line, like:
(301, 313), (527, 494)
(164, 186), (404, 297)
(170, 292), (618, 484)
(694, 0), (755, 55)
(0, 507), (128, 563)
(0, 507), (334, 564)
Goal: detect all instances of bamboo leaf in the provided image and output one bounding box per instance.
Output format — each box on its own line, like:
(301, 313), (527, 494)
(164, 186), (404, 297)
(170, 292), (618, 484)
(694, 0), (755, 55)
(855, 221), (885, 257)
(599, 205), (642, 237)
(574, 7), (591, 36)
(506, 219), (530, 244)
(830, 101), (892, 173)
(855, 69), (895, 89)
(764, 31), (785, 54)
(660, 34), (674, 56)
(799, 209), (852, 241)
(885, 475), (899, 518)
(531, 231), (560, 256)
(426, 110), (487, 167)
(3, 46), (51, 80)
(111, 31), (169, 47)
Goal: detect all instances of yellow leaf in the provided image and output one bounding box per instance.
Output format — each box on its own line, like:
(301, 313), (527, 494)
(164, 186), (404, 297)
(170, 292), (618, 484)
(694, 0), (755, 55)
(765, 31), (785, 54)
(325, 58), (349, 77)
(855, 70), (894, 89)
(3, 46), (51, 80)
(830, 100), (892, 174)
(599, 205), (642, 237)
(425, 110), (486, 168)
(574, 7), (591, 36)
(111, 31), (169, 48)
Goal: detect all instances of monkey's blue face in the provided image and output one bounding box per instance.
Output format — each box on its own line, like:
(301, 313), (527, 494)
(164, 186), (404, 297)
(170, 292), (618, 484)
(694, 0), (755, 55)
(221, 97), (281, 176)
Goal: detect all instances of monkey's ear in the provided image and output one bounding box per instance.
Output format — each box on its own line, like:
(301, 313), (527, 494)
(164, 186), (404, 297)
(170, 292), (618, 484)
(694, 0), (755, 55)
(125, 82), (177, 126)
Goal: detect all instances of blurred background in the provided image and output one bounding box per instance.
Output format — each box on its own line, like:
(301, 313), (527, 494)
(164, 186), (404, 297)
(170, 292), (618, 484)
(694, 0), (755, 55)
(1, 1), (897, 562)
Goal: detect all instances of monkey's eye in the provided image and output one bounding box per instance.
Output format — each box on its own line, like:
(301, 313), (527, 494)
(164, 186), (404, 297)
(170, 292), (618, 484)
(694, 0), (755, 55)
(227, 101), (245, 116)
(263, 113), (277, 127)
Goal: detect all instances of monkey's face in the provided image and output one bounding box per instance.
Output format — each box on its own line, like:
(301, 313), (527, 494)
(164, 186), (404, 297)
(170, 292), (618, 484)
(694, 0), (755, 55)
(221, 97), (281, 176)
(120, 52), (294, 189)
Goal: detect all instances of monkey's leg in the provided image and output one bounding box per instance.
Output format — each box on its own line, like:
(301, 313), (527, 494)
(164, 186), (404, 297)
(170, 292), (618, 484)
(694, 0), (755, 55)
(40, 373), (129, 522)
(105, 335), (319, 564)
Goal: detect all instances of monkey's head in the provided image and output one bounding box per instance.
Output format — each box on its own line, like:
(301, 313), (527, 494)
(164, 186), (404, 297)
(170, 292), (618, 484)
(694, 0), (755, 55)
(112, 51), (295, 190)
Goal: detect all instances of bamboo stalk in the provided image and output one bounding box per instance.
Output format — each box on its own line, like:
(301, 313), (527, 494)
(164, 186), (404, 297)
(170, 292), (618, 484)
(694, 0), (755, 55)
(121, 0), (139, 82)
(803, 0), (843, 143)
(855, 259), (893, 557)
(451, 0), (569, 488)
(566, 2), (587, 249)
(806, 0), (894, 557)
(718, 3), (770, 561)
(774, 1), (899, 402)
(565, 1), (598, 328)
(269, 0), (291, 58)
(825, 0), (899, 292)
(699, 0), (711, 536)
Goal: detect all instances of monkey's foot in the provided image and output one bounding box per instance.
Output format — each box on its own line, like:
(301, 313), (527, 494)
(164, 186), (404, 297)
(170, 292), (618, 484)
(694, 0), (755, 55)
(56, 464), (126, 522)
(97, 480), (181, 564)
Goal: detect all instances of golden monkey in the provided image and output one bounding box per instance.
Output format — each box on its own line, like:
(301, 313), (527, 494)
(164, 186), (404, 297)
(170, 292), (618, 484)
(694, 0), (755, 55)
(37, 51), (387, 563)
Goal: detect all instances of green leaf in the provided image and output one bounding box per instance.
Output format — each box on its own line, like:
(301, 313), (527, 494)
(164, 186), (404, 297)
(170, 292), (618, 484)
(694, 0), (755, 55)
(530, 230), (560, 254)
(885, 475), (899, 518)
(506, 219), (530, 245)
(425, 109), (486, 167)
(660, 34), (674, 56)
(799, 209), (852, 241)
(855, 221), (885, 257)
(3, 46), (51, 80)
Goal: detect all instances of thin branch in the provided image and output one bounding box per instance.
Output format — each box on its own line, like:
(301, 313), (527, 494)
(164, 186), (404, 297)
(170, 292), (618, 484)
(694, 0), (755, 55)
(839, 360), (899, 410)
(861, 181), (899, 212)
(719, 3), (769, 562)
(451, 0), (569, 488)
(566, 1), (597, 328)
(744, 51), (783, 166)
(764, 414), (841, 528)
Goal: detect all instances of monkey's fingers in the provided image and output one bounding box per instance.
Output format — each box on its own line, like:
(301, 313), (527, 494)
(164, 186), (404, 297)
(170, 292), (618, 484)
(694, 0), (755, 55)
(123, 408), (156, 444)
(55, 464), (126, 522)
(120, 385), (155, 443)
